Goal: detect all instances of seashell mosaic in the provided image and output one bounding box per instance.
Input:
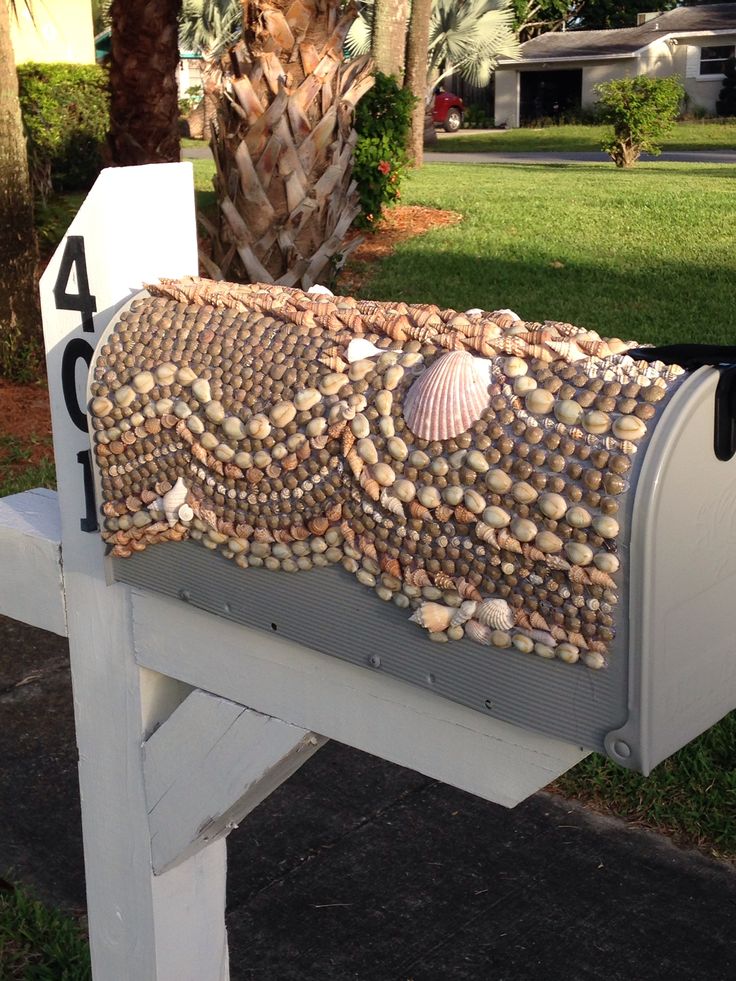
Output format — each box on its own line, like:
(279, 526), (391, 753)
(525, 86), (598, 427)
(88, 277), (687, 672)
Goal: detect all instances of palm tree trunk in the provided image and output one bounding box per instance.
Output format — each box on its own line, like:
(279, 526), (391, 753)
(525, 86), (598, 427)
(209, 0), (373, 288)
(371, 0), (409, 79)
(404, 0), (433, 166)
(108, 0), (183, 165)
(0, 0), (42, 377)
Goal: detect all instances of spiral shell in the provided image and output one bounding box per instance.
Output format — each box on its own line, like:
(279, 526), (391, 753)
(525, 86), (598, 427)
(404, 351), (491, 441)
(162, 477), (188, 527)
(409, 602), (453, 633)
(476, 598), (514, 630)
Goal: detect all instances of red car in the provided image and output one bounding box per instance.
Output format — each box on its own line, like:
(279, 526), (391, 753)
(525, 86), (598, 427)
(433, 90), (464, 132)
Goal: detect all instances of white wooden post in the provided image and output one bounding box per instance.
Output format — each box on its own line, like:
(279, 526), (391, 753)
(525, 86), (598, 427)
(36, 165), (322, 980)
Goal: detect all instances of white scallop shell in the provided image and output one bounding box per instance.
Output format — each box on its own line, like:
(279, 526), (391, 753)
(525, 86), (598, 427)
(404, 351), (491, 441)
(475, 598), (514, 630)
(163, 477), (188, 527)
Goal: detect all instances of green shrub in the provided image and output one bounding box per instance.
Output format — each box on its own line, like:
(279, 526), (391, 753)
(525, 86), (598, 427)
(17, 62), (110, 199)
(463, 104), (493, 129)
(353, 72), (416, 228)
(595, 75), (684, 168)
(716, 56), (736, 118)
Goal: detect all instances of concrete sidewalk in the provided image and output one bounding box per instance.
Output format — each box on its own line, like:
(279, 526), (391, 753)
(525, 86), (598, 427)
(1, 614), (735, 980)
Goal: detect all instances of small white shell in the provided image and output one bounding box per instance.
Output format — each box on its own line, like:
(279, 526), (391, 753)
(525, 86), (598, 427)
(178, 503), (194, 523)
(566, 506), (592, 528)
(347, 338), (382, 363)
(510, 517), (537, 543)
(538, 493), (567, 520)
(482, 505), (511, 528)
(554, 399), (583, 426)
(163, 477), (188, 527)
(613, 415), (647, 441)
(308, 284), (334, 296)
(565, 541), (594, 566)
(503, 356), (528, 378)
(512, 633), (534, 654)
(593, 515), (619, 539)
(593, 552), (620, 573)
(451, 600), (478, 627)
(476, 598), (514, 630)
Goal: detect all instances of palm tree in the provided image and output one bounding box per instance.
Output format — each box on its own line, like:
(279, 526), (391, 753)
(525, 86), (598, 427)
(0, 0), (42, 378)
(206, 0), (373, 288)
(428, 0), (519, 90)
(348, 0), (519, 90)
(107, 0), (183, 165)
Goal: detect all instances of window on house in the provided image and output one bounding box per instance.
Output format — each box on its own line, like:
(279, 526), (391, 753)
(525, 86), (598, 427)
(699, 45), (735, 75)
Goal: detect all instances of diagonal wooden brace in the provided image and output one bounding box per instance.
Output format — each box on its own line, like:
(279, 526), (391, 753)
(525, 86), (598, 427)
(143, 688), (326, 874)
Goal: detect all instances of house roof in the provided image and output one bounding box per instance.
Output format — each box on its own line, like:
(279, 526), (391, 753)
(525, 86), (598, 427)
(499, 3), (736, 64)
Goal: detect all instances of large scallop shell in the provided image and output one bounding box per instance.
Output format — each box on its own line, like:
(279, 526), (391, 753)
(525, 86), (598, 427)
(404, 351), (491, 441)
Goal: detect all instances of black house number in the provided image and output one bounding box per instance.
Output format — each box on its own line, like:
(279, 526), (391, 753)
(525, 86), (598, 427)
(54, 235), (99, 532)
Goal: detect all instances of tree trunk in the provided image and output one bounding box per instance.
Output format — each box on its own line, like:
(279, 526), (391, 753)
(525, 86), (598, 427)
(0, 1), (42, 378)
(108, 0), (182, 165)
(404, 0), (432, 166)
(209, 0), (373, 288)
(371, 0), (409, 79)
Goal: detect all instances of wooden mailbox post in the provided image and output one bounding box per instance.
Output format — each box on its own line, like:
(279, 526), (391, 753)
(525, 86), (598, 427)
(0, 164), (588, 980)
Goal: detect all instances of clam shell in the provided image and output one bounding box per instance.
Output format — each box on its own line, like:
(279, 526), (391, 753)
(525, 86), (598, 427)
(466, 619), (493, 646)
(476, 598), (514, 630)
(404, 351), (491, 441)
(347, 338), (382, 363)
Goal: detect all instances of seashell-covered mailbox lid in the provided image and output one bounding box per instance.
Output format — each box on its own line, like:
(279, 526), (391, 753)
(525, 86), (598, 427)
(88, 277), (687, 684)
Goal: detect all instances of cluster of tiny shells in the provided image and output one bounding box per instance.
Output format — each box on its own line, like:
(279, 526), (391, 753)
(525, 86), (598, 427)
(88, 278), (685, 671)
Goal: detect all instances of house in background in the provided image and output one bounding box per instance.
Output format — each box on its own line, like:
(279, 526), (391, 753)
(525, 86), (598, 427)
(10, 0), (95, 64)
(495, 4), (736, 127)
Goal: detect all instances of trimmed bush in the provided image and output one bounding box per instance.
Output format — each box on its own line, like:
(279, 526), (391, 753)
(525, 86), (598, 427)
(353, 72), (416, 227)
(17, 62), (110, 199)
(595, 75), (684, 168)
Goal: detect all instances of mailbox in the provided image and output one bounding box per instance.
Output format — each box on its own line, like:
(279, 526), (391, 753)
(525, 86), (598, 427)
(87, 276), (736, 775)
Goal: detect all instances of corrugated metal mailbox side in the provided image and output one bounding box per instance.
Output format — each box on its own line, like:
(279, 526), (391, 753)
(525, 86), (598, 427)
(88, 280), (736, 775)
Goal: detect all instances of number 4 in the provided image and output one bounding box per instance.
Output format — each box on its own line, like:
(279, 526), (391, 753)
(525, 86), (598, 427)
(53, 236), (97, 333)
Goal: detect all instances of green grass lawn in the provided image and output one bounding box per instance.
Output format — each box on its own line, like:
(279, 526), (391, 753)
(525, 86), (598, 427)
(437, 120), (736, 154)
(354, 161), (736, 348)
(0, 883), (90, 980)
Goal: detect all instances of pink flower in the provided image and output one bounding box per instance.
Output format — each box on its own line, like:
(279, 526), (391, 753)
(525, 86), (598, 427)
(377, 160), (391, 175)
